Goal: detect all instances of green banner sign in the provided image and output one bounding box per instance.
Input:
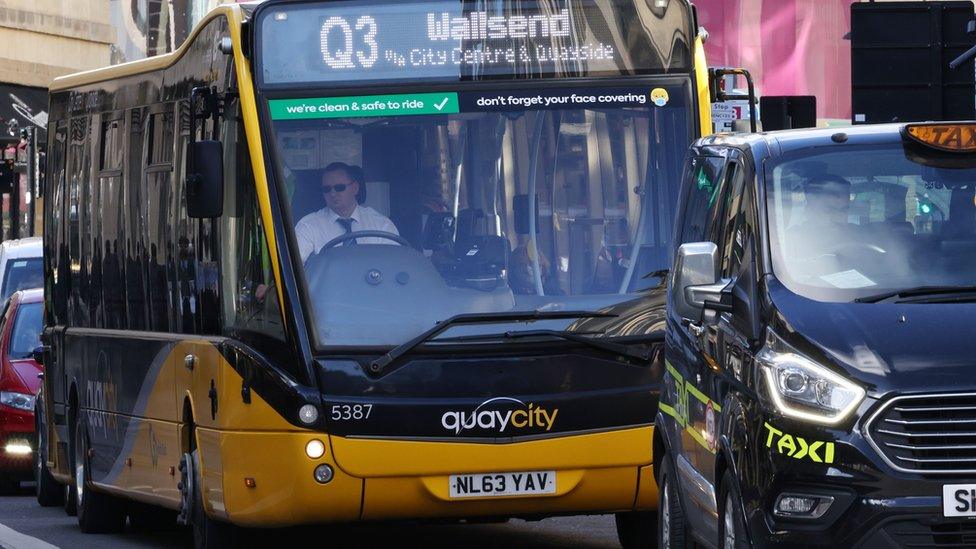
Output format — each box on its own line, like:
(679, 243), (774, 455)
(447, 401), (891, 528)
(269, 92), (459, 120)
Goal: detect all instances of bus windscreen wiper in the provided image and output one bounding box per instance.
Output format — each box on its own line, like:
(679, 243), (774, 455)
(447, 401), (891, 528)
(496, 329), (652, 366)
(854, 285), (976, 303)
(369, 310), (616, 375)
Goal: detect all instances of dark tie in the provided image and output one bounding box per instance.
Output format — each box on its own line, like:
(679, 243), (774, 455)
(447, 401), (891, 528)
(337, 218), (357, 245)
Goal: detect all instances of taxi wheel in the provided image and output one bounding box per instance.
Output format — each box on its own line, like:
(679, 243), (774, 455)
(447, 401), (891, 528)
(656, 456), (688, 548)
(718, 474), (749, 549)
(75, 417), (126, 533)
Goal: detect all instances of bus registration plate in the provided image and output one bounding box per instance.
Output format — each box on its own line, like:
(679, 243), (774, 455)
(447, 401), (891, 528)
(449, 471), (556, 499)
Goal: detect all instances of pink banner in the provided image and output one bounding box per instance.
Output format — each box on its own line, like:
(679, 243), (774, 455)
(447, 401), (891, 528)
(695, 0), (856, 120)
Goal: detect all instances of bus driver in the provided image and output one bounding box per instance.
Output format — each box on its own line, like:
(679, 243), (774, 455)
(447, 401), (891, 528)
(295, 162), (399, 262)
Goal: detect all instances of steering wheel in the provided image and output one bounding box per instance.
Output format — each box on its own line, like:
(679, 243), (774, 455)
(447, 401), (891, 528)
(322, 230), (411, 249)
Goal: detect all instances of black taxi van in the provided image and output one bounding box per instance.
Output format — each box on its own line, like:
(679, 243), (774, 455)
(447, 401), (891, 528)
(656, 122), (976, 548)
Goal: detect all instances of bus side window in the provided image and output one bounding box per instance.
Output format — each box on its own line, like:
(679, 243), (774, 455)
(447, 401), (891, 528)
(67, 116), (90, 328)
(46, 122), (68, 327)
(146, 108), (176, 333)
(125, 107), (148, 331)
(174, 99), (199, 335)
(99, 116), (126, 330)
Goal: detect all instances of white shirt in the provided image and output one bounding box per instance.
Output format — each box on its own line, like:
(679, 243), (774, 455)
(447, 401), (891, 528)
(295, 205), (399, 262)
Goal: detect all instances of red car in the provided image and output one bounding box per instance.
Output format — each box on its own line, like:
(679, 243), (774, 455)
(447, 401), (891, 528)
(0, 288), (42, 490)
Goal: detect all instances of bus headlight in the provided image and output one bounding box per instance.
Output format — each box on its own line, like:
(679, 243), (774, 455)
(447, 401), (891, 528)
(305, 439), (326, 459)
(0, 392), (35, 412)
(758, 333), (864, 425)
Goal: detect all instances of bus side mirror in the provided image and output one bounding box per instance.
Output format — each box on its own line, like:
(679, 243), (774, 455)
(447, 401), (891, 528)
(672, 242), (732, 322)
(186, 140), (224, 218)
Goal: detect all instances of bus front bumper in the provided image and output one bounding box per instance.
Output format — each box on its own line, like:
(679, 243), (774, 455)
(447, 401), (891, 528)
(206, 426), (657, 527)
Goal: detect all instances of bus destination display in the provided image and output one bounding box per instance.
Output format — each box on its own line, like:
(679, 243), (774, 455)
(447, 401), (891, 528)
(256, 0), (693, 85)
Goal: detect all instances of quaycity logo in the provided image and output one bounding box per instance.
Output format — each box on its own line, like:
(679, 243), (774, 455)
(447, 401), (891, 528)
(441, 397), (559, 436)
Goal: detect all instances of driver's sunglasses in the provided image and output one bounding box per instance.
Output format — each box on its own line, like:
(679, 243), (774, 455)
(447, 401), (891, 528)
(323, 183), (349, 194)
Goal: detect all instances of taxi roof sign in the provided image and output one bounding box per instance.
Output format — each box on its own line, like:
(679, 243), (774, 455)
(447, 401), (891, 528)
(904, 123), (976, 153)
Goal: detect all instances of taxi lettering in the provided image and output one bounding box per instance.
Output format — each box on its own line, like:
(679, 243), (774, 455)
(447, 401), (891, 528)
(764, 422), (835, 464)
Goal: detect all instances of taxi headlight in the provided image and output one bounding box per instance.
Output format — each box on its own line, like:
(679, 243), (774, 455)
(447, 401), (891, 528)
(757, 334), (864, 425)
(0, 391), (35, 412)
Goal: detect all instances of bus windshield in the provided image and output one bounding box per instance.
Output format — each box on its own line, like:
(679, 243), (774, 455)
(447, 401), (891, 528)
(766, 144), (976, 303)
(272, 86), (690, 346)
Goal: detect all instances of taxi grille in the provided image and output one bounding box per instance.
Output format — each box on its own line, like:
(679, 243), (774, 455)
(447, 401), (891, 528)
(866, 392), (976, 475)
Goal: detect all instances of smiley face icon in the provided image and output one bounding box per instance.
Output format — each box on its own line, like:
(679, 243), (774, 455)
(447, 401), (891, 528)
(650, 88), (669, 107)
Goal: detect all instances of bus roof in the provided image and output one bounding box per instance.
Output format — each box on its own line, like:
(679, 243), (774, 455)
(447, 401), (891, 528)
(50, 3), (254, 92)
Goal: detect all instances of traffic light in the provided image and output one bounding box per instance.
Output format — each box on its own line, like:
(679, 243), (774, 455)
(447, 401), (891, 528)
(918, 198), (934, 216)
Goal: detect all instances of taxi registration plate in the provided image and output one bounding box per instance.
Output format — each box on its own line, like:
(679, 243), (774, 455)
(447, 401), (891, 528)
(943, 484), (976, 517)
(448, 471), (556, 499)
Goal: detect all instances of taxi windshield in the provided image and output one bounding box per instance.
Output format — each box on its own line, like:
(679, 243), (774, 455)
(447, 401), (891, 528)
(272, 86), (689, 346)
(765, 143), (976, 303)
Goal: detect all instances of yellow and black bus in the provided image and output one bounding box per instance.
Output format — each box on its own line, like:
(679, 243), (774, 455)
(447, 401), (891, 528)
(37, 0), (727, 546)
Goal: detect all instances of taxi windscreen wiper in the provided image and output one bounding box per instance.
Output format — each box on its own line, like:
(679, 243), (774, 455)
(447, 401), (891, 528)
(369, 310), (616, 375)
(854, 285), (976, 304)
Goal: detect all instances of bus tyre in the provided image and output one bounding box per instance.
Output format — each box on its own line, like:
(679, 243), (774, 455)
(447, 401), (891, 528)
(64, 484), (77, 516)
(656, 456), (688, 549)
(184, 450), (237, 549)
(35, 414), (64, 506)
(75, 418), (125, 533)
(718, 474), (749, 549)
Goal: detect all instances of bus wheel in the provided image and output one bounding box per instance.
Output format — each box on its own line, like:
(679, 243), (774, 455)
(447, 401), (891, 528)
(74, 418), (125, 533)
(64, 483), (77, 516)
(181, 449), (237, 549)
(718, 474), (749, 549)
(35, 414), (64, 506)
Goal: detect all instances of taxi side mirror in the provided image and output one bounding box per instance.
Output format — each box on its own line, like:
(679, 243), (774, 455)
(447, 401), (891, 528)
(672, 242), (732, 323)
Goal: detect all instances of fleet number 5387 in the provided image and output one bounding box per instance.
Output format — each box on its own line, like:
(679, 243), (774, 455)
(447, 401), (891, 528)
(331, 404), (373, 421)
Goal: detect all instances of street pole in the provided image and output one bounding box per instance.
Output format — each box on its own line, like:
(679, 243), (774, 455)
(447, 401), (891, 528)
(10, 138), (20, 240)
(26, 127), (34, 237)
